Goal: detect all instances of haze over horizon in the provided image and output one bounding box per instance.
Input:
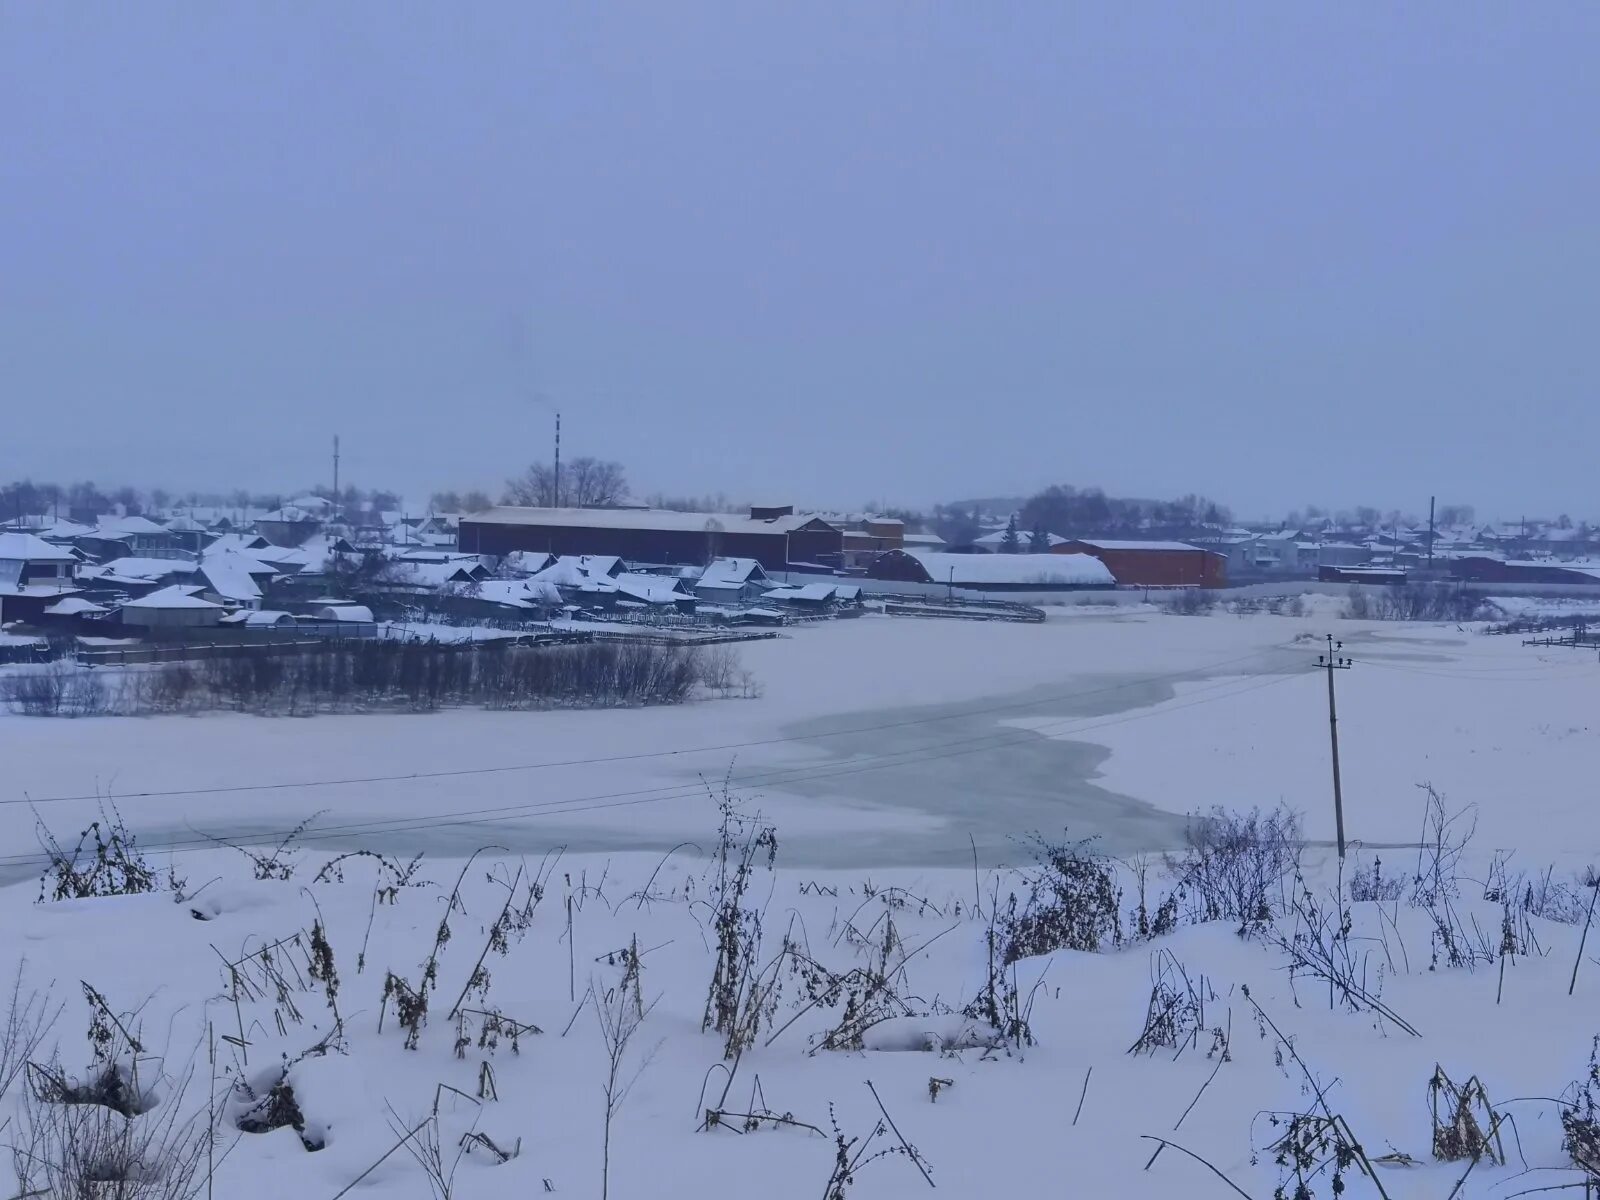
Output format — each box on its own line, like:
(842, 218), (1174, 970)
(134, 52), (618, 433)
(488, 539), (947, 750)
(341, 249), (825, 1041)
(3, 4), (1596, 518)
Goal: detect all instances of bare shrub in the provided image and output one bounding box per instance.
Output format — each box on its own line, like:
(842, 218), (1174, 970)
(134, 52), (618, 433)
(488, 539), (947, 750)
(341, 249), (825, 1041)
(700, 784), (778, 1058)
(0, 660), (110, 717)
(1166, 805), (1301, 935)
(1160, 589), (1218, 616)
(1245, 988), (1390, 1200)
(997, 834), (1123, 963)
(1270, 877), (1419, 1035)
(1429, 1066), (1504, 1165)
(11, 1078), (210, 1200)
(1562, 1037), (1600, 1178)
(35, 803), (179, 902)
(0, 966), (59, 1107)
(1348, 582), (1500, 623)
(1347, 855), (1405, 903)
(1483, 854), (1595, 926)
(820, 1089), (934, 1199)
(15, 984), (208, 1200)
(1127, 950), (1213, 1057)
(6, 640), (717, 718)
(697, 646), (740, 695)
(1409, 785), (1496, 971)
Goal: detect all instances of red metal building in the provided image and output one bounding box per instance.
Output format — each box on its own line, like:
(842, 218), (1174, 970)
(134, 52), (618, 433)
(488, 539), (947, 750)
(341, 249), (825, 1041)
(1054, 539), (1227, 588)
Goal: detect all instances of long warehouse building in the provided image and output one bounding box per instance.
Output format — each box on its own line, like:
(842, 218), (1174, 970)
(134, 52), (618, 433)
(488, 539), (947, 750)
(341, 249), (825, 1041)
(458, 505), (844, 572)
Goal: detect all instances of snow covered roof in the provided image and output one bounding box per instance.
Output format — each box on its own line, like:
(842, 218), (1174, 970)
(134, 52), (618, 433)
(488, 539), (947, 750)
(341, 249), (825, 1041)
(37, 518), (94, 539)
(120, 584), (223, 610)
(500, 551), (556, 576)
(698, 558), (768, 588)
(615, 574), (690, 605)
(531, 555), (626, 587)
(43, 596), (107, 615)
(93, 515), (169, 537)
(258, 505), (323, 524)
(0, 532), (77, 563)
(79, 557), (199, 582)
(765, 583), (839, 603)
(903, 551), (1115, 587)
(219, 609), (296, 626)
(1067, 539), (1207, 553)
(390, 561), (489, 589)
(466, 580), (563, 609)
(466, 506), (836, 536)
(973, 529), (1067, 548)
(205, 532), (273, 555)
(199, 553), (265, 603)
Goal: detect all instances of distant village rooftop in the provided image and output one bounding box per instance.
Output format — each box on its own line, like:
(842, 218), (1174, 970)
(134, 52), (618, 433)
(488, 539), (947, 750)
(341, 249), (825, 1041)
(465, 505), (834, 535)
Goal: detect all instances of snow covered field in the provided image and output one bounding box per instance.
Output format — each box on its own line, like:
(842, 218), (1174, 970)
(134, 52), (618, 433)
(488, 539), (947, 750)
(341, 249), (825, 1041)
(2, 608), (1599, 1198)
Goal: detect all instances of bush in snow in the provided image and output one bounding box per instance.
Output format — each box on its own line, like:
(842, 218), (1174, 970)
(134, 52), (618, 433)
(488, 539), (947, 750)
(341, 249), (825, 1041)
(35, 802), (180, 903)
(700, 786), (779, 1059)
(0, 659), (112, 717)
(1346, 854), (1405, 903)
(3, 639), (731, 718)
(1166, 804), (1301, 935)
(1343, 582), (1501, 623)
(1562, 1037), (1600, 1179)
(1160, 589), (1218, 616)
(997, 834), (1123, 963)
(11, 1081), (210, 1200)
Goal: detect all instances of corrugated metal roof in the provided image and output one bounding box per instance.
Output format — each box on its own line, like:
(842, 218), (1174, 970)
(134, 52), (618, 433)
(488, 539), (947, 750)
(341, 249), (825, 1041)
(1069, 539), (1206, 552)
(465, 506), (835, 536)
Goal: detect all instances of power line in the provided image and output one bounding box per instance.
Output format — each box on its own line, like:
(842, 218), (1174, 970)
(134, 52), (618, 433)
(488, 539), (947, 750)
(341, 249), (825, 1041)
(0, 670), (1307, 870)
(5, 646), (1290, 810)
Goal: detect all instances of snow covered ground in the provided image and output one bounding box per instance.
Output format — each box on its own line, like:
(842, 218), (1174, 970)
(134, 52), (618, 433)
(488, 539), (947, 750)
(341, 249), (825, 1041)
(2, 607), (1599, 1198)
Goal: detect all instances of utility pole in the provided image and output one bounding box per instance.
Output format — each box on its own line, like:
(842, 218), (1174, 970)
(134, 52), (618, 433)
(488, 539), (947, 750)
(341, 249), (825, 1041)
(553, 411), (561, 508)
(1317, 635), (1354, 859)
(332, 435), (341, 524)
(1427, 495), (1436, 575)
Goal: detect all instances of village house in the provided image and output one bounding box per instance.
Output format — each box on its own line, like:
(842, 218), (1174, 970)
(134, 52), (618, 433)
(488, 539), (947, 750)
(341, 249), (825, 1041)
(76, 515), (194, 560)
(0, 532), (83, 623)
(692, 558), (773, 605)
(115, 584), (225, 629)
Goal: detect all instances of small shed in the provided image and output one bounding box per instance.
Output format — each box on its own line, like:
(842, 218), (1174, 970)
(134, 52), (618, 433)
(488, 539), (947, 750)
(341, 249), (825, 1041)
(315, 604), (375, 622)
(117, 585), (224, 628)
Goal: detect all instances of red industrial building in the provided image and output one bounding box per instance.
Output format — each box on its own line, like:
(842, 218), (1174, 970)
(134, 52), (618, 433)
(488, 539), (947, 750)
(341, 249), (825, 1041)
(1054, 539), (1227, 588)
(458, 506), (843, 572)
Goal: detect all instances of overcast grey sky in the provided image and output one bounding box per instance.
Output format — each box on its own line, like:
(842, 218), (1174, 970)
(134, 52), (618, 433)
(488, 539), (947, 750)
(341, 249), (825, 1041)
(2, 4), (1596, 519)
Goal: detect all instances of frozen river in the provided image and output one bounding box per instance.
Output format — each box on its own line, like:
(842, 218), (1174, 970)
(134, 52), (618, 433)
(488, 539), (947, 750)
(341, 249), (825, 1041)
(1, 610), (1592, 881)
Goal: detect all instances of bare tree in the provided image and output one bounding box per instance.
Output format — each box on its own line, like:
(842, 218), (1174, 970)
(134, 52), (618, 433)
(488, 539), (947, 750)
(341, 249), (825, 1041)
(503, 458), (627, 508)
(593, 964), (658, 1200)
(0, 966), (58, 1109)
